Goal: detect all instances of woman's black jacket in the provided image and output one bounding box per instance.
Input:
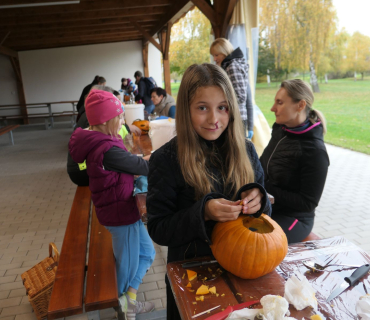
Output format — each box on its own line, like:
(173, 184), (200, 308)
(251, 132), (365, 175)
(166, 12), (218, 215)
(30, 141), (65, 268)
(259, 122), (329, 220)
(147, 137), (271, 264)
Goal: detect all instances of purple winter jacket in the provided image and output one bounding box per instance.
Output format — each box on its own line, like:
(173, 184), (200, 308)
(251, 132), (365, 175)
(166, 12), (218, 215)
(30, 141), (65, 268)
(69, 128), (140, 226)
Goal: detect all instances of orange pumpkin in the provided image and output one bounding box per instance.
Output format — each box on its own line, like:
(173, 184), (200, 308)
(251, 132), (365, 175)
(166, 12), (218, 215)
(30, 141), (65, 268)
(210, 214), (288, 279)
(124, 95), (130, 102)
(132, 119), (149, 135)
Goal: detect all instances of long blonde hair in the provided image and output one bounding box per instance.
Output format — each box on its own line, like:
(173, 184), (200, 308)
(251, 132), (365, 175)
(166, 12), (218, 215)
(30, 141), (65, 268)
(281, 79), (327, 134)
(176, 63), (254, 200)
(210, 38), (234, 57)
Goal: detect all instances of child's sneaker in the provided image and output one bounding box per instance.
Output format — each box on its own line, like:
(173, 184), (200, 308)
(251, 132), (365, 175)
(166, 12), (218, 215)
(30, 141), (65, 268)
(118, 293), (155, 320)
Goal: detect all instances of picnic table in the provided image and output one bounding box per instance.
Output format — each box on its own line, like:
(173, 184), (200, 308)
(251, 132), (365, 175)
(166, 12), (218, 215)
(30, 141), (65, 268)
(167, 236), (370, 320)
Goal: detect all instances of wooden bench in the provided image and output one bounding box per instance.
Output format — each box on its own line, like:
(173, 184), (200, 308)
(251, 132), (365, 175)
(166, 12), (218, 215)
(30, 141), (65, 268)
(1, 114), (52, 130)
(0, 101), (78, 129)
(52, 111), (79, 127)
(48, 186), (119, 320)
(0, 124), (20, 145)
(302, 232), (321, 242)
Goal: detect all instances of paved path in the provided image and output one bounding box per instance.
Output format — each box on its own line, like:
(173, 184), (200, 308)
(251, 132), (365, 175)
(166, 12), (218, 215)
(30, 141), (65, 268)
(0, 124), (369, 319)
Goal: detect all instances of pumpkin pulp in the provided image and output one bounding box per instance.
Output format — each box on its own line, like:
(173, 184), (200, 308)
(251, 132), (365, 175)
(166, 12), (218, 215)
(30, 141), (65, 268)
(242, 216), (274, 234)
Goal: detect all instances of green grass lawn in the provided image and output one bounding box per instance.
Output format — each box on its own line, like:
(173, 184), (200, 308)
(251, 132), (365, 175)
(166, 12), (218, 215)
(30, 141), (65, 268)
(255, 77), (370, 155)
(170, 78), (370, 154)
(171, 82), (181, 100)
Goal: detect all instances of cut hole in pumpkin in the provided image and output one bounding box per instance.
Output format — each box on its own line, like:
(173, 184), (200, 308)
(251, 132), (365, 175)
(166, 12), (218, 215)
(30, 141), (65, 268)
(242, 216), (273, 234)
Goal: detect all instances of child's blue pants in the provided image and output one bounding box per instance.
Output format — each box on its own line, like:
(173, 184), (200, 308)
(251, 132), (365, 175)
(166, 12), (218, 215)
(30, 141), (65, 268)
(105, 220), (156, 296)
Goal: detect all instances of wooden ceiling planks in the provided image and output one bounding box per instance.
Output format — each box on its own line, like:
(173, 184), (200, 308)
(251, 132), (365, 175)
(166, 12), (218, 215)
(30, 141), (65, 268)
(0, 0), (180, 51)
(0, 0), (75, 5)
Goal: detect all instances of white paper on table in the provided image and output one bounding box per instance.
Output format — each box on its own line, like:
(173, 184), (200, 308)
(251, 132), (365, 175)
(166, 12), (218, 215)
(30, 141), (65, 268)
(284, 273), (318, 311)
(226, 295), (297, 320)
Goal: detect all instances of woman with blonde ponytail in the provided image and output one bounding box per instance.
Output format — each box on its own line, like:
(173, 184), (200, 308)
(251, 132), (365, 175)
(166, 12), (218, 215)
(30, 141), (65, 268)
(260, 79), (329, 243)
(147, 63), (271, 320)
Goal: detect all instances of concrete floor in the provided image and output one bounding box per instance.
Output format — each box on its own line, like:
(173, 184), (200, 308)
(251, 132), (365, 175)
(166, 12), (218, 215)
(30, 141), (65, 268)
(0, 123), (369, 319)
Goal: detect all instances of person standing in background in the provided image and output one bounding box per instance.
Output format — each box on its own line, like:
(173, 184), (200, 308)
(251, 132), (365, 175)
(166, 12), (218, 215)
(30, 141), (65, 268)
(77, 76), (106, 118)
(76, 75), (99, 112)
(134, 71), (155, 115)
(210, 38), (254, 139)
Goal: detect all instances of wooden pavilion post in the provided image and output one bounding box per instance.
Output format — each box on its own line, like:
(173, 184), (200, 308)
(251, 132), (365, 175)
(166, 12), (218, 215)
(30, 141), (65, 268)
(142, 42), (149, 77)
(191, 0), (238, 39)
(160, 23), (172, 95)
(0, 46), (28, 124)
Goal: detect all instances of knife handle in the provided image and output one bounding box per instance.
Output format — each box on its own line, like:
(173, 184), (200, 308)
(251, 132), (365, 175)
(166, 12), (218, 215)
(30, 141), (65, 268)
(345, 264), (370, 286)
(182, 261), (202, 268)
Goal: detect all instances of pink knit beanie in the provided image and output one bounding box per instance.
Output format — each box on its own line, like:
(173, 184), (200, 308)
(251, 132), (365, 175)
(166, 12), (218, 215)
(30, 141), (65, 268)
(85, 89), (123, 126)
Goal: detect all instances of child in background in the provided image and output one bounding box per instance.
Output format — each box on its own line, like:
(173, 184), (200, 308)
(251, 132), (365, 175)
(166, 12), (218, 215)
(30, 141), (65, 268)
(113, 90), (142, 137)
(67, 86), (141, 186)
(146, 63), (271, 320)
(69, 89), (156, 320)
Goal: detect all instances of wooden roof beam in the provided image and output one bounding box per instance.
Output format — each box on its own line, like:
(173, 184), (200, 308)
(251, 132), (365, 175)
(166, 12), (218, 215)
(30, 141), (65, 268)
(6, 31), (143, 47)
(14, 36), (143, 51)
(2, 18), (159, 33)
(6, 24), (155, 40)
(147, 0), (192, 38)
(0, 0), (171, 17)
(130, 19), (162, 53)
(0, 46), (18, 58)
(0, 6), (166, 27)
(7, 28), (148, 42)
(190, 0), (217, 25)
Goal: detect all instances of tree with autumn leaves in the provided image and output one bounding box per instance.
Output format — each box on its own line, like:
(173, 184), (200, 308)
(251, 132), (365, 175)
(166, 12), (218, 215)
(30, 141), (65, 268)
(169, 3), (370, 88)
(345, 32), (370, 81)
(169, 7), (212, 77)
(259, 0), (370, 89)
(259, 0), (336, 92)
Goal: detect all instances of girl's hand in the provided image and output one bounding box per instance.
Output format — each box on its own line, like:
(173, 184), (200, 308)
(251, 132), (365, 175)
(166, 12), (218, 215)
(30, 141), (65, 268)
(204, 199), (242, 222)
(143, 154), (151, 161)
(129, 125), (142, 136)
(240, 188), (264, 215)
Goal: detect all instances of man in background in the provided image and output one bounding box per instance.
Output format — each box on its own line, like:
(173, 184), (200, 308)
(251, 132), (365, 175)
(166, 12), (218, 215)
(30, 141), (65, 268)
(134, 71), (155, 115)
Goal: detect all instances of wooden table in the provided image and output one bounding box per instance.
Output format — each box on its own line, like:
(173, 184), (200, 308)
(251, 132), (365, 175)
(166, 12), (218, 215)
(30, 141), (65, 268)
(167, 236), (370, 320)
(123, 134), (152, 222)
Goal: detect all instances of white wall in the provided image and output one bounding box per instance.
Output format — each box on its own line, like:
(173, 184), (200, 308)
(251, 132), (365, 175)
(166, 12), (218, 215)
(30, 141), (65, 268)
(148, 41), (163, 87)
(0, 40), (162, 116)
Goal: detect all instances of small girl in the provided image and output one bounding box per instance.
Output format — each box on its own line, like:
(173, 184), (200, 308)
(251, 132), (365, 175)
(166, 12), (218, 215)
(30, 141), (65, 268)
(146, 64), (272, 320)
(69, 89), (156, 319)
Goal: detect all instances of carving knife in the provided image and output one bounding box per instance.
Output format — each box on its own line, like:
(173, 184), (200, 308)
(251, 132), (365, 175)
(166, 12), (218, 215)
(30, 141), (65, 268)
(326, 264), (370, 302)
(182, 260), (218, 269)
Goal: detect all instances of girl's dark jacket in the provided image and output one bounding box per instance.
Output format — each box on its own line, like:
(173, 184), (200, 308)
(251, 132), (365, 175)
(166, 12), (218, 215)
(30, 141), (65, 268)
(147, 136), (271, 264)
(259, 121), (329, 220)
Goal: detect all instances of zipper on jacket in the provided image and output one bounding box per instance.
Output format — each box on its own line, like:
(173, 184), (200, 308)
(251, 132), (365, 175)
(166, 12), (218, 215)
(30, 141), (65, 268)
(266, 136), (287, 178)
